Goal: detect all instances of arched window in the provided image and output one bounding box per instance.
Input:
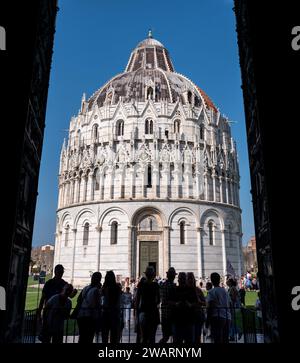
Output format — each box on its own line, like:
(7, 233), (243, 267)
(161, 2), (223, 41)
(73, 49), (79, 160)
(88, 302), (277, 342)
(111, 221), (118, 245)
(149, 119), (153, 134)
(200, 125), (204, 140)
(208, 221), (215, 246)
(174, 120), (180, 134)
(180, 221), (185, 245)
(187, 91), (193, 104)
(145, 119), (154, 135)
(145, 119), (149, 134)
(147, 165), (152, 187)
(83, 222), (89, 245)
(147, 87), (153, 100)
(116, 120), (124, 136)
(94, 169), (100, 191)
(92, 124), (98, 141)
(64, 225), (69, 247)
(77, 129), (81, 146)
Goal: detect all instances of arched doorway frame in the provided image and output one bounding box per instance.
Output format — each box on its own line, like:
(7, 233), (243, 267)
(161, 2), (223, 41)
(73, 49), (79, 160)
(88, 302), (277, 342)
(130, 206), (168, 279)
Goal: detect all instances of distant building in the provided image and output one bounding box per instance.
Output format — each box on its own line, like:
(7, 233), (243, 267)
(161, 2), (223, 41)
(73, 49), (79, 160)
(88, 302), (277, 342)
(30, 244), (54, 275)
(243, 236), (257, 272)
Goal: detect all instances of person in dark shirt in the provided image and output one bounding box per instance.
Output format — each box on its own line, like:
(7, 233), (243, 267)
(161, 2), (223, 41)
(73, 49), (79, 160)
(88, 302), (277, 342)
(38, 264), (68, 317)
(172, 272), (198, 344)
(37, 264), (70, 342)
(136, 266), (160, 343)
(159, 267), (177, 343)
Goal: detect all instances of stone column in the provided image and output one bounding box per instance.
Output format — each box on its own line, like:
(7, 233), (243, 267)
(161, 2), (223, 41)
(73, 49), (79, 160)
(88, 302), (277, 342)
(185, 164), (193, 198)
(70, 179), (75, 204)
(195, 169), (201, 199)
(57, 185), (61, 208)
(236, 184), (240, 208)
(119, 167), (125, 199)
(88, 173), (94, 201)
(225, 177), (229, 204)
(96, 226), (102, 271)
(163, 226), (170, 276)
(63, 182), (68, 206)
(212, 170), (216, 202)
(57, 231), (63, 264)
(73, 178), (79, 204)
(107, 166), (114, 199)
(135, 234), (139, 279)
(82, 176), (88, 202)
(219, 176), (223, 203)
(173, 167), (180, 199)
(230, 180), (234, 205)
(129, 167), (135, 198)
(128, 226), (136, 279)
(70, 228), (77, 284)
(161, 165), (169, 198)
(221, 228), (227, 277)
(99, 173), (104, 200)
(152, 163), (159, 198)
(197, 227), (203, 279)
(204, 172), (208, 200)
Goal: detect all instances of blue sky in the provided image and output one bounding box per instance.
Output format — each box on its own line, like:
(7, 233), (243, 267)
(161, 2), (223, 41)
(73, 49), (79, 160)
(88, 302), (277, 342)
(32, 0), (255, 246)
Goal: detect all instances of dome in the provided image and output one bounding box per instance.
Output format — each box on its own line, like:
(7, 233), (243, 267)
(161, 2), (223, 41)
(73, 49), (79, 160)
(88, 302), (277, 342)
(136, 37), (164, 48)
(88, 33), (217, 112)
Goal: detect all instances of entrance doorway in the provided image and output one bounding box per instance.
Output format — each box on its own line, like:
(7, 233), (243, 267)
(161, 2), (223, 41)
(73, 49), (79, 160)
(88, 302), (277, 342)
(139, 241), (158, 276)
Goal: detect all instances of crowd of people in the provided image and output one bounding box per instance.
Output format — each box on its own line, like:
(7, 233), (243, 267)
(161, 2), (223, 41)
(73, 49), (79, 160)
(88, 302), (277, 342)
(36, 264), (261, 344)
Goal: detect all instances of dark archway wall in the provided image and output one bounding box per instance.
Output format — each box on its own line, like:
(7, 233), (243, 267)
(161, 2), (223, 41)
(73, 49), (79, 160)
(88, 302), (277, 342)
(0, 1), (58, 342)
(234, 0), (300, 343)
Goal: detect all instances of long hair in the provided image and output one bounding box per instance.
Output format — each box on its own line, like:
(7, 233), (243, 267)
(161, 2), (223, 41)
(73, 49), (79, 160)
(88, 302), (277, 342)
(102, 270), (120, 306)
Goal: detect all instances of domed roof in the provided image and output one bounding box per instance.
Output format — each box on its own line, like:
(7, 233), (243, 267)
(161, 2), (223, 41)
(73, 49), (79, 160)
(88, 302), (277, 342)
(88, 33), (217, 112)
(136, 37), (164, 48)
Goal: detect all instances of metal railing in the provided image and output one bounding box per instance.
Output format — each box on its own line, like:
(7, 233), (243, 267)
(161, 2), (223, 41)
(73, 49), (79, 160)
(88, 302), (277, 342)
(22, 306), (262, 343)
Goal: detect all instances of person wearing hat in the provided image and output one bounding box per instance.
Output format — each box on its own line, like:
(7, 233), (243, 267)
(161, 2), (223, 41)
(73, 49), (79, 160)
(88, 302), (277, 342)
(136, 266), (161, 343)
(159, 267), (177, 343)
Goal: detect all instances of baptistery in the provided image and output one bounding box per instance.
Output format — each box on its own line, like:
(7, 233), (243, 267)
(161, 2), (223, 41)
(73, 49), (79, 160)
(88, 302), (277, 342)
(54, 32), (243, 286)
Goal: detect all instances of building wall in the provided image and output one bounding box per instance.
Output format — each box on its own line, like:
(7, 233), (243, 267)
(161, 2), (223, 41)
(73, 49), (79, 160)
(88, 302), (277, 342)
(54, 200), (242, 287)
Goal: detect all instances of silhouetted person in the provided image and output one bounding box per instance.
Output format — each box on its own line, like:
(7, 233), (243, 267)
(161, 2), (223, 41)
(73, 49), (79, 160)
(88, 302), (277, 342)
(136, 266), (160, 344)
(172, 272), (198, 344)
(42, 283), (74, 343)
(38, 264), (71, 342)
(38, 264), (67, 316)
(77, 272), (102, 343)
(187, 272), (206, 343)
(227, 278), (242, 341)
(121, 287), (133, 330)
(239, 286), (246, 306)
(207, 272), (231, 343)
(159, 267), (177, 343)
(134, 277), (146, 343)
(101, 270), (122, 343)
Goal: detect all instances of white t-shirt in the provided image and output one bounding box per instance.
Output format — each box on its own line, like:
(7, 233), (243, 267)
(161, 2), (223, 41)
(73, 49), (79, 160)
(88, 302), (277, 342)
(78, 285), (101, 319)
(207, 287), (231, 320)
(45, 294), (72, 333)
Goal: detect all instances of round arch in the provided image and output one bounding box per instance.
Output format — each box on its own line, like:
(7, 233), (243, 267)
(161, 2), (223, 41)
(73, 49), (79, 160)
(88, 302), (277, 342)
(74, 208), (95, 228)
(168, 206), (198, 227)
(200, 208), (224, 230)
(99, 206), (129, 228)
(131, 206), (166, 227)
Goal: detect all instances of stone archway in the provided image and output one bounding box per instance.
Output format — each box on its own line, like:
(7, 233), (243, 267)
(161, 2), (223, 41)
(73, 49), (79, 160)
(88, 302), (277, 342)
(130, 207), (168, 279)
